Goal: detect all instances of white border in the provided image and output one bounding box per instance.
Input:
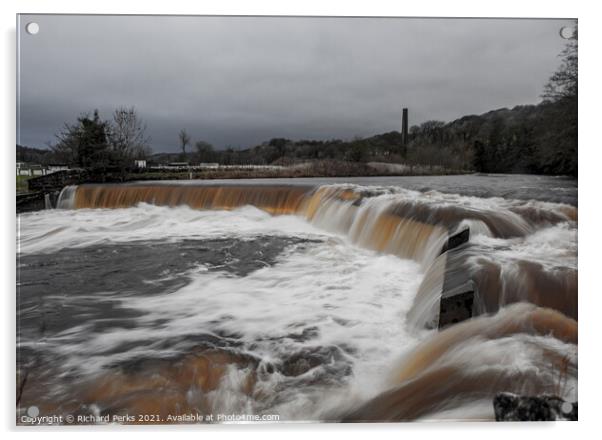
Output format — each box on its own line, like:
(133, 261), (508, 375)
(3, 1), (601, 439)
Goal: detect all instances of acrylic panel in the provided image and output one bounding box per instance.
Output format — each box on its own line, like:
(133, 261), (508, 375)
(16, 14), (577, 425)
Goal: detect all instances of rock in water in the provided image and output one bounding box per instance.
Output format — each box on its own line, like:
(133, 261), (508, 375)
(493, 392), (577, 421)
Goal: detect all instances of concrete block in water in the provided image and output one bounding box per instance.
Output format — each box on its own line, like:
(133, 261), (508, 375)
(438, 280), (474, 329)
(439, 228), (470, 255)
(437, 230), (475, 328)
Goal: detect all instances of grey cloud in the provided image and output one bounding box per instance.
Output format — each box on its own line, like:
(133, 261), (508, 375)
(17, 15), (574, 151)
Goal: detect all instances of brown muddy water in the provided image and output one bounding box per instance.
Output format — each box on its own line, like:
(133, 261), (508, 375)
(16, 174), (577, 424)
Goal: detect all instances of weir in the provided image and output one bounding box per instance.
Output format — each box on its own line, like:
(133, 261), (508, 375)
(56, 182), (578, 327)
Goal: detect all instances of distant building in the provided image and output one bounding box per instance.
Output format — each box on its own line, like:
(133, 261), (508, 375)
(134, 159), (147, 168)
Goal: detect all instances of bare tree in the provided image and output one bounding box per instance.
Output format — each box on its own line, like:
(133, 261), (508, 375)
(543, 23), (577, 102)
(178, 129), (191, 159)
(50, 126), (79, 165)
(109, 106), (151, 163)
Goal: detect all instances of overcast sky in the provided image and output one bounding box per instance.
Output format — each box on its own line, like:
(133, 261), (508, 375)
(17, 15), (574, 152)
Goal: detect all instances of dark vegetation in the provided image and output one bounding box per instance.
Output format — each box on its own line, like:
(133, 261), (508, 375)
(18, 107), (152, 171)
(17, 25), (577, 177)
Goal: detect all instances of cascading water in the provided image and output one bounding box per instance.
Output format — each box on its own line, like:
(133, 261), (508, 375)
(18, 180), (577, 423)
(55, 185), (78, 209)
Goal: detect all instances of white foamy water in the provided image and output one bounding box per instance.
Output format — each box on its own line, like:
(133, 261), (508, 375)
(311, 182), (575, 219)
(470, 222), (577, 269)
(17, 203), (327, 255)
(18, 202), (428, 419)
(54, 239), (424, 418)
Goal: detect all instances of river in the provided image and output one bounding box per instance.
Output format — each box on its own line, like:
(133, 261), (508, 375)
(16, 174), (578, 423)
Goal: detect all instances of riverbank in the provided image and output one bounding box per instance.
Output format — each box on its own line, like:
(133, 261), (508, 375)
(127, 161), (468, 181)
(25, 161), (467, 189)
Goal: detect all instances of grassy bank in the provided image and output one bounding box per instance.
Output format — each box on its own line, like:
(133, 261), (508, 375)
(16, 175), (32, 193)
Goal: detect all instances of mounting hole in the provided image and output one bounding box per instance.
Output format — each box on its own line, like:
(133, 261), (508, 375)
(559, 26), (574, 40)
(26, 22), (39, 35)
(561, 401), (573, 414)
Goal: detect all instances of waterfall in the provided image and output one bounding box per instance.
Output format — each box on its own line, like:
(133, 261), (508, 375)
(56, 185), (78, 209)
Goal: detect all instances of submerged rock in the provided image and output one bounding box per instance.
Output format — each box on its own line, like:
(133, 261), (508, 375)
(493, 392), (577, 421)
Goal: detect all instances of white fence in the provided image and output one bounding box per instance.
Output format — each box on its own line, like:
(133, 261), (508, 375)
(18, 168), (47, 176)
(17, 165), (69, 176)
